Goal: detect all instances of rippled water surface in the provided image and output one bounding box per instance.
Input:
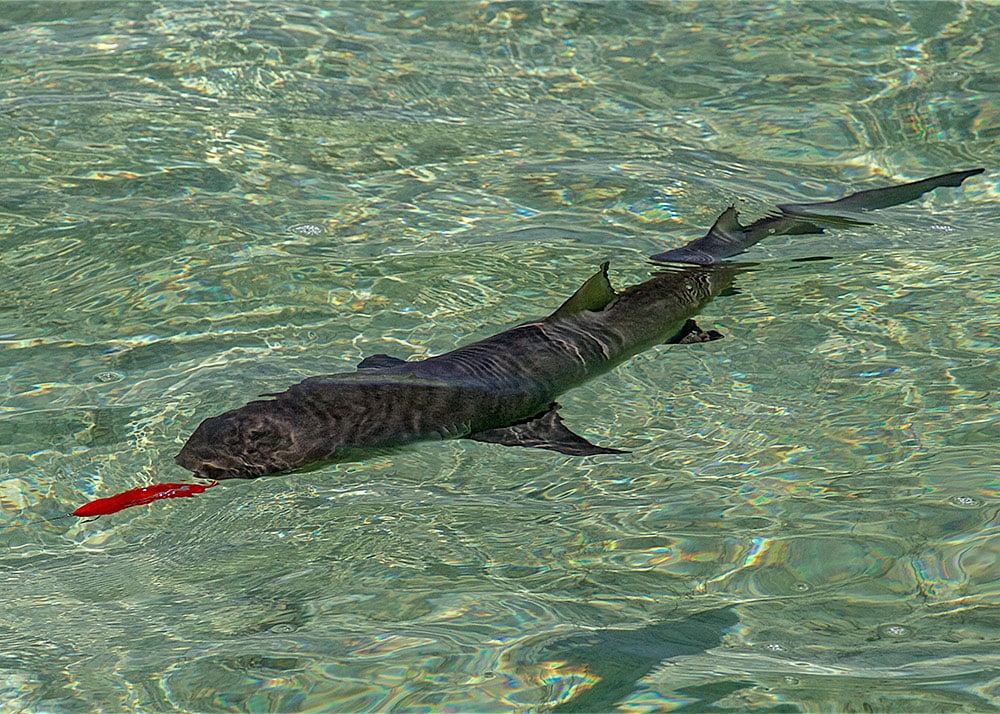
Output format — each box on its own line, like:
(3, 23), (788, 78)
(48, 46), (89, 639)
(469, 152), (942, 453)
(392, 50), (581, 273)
(2, 2), (999, 711)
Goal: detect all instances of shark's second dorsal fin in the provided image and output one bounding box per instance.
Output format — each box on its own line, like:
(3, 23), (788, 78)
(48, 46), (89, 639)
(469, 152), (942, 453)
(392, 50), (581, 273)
(648, 206), (748, 264)
(550, 262), (616, 319)
(709, 205), (745, 237)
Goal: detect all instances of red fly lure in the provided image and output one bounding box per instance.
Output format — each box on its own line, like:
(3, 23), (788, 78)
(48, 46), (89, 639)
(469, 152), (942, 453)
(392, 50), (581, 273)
(71, 481), (218, 517)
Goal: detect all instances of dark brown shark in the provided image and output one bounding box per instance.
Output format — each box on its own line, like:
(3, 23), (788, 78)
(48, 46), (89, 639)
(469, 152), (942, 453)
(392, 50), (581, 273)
(175, 168), (983, 479)
(649, 167), (984, 263)
(175, 261), (732, 479)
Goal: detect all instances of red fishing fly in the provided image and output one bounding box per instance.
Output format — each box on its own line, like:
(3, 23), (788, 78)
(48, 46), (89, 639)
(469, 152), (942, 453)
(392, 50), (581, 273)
(72, 481), (219, 517)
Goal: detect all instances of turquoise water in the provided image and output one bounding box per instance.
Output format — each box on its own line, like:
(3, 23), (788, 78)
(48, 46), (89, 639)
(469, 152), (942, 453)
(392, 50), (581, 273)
(2, 1), (998, 711)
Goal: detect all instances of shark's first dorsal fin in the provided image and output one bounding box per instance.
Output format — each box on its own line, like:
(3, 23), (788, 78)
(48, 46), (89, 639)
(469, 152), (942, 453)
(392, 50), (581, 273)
(357, 354), (408, 370)
(550, 262), (616, 319)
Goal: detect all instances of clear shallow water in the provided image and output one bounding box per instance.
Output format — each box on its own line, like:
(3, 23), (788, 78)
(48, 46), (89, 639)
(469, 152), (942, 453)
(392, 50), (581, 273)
(1, 1), (998, 711)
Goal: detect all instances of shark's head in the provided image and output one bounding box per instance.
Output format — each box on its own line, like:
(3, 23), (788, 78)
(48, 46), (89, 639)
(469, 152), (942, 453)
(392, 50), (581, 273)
(174, 401), (308, 480)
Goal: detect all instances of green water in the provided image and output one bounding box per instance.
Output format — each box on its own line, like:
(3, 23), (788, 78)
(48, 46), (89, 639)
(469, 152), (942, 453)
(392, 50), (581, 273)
(2, 2), (998, 711)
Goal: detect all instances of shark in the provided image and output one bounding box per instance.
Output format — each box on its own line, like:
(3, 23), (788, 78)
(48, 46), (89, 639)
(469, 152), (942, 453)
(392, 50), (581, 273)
(175, 168), (983, 480)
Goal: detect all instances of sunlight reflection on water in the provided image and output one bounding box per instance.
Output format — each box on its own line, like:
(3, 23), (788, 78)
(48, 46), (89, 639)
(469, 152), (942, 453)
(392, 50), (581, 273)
(1, 1), (998, 711)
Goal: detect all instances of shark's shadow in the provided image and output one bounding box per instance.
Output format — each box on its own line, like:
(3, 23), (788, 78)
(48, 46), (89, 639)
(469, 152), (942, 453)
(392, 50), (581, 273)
(528, 606), (740, 712)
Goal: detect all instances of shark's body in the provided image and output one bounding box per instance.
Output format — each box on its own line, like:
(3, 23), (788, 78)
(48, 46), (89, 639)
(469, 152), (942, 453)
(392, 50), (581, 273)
(176, 261), (729, 479)
(176, 168), (982, 479)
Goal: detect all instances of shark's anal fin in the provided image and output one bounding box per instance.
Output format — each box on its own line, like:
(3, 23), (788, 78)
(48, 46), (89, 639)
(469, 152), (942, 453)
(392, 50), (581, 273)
(468, 403), (627, 456)
(357, 354), (408, 370)
(669, 319), (724, 344)
(550, 262), (616, 319)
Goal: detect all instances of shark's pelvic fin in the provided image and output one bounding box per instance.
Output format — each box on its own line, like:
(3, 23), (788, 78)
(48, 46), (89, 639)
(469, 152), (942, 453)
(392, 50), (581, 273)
(550, 261), (616, 319)
(468, 402), (627, 456)
(650, 168), (984, 264)
(357, 354), (408, 370)
(668, 319), (724, 344)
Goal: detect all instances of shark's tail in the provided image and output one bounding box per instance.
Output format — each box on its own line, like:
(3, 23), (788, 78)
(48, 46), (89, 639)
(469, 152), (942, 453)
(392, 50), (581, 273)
(649, 167), (984, 264)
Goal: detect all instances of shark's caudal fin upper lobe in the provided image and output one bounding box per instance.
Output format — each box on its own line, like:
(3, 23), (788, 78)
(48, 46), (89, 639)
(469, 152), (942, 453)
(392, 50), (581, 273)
(649, 168), (984, 264)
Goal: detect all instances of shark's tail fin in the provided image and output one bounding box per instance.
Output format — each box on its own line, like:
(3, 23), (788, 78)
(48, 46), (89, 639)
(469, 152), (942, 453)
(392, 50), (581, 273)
(649, 168), (984, 264)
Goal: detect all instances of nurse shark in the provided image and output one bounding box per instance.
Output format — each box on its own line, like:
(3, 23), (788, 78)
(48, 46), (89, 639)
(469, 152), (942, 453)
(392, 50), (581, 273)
(175, 168), (982, 480)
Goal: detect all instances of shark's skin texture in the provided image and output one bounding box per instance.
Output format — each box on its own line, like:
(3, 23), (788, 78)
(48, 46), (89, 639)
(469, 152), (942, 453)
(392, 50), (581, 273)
(176, 262), (731, 479)
(176, 169), (983, 479)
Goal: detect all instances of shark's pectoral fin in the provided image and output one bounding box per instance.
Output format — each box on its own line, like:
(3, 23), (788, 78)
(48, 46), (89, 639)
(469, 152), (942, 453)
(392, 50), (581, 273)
(468, 403), (627, 456)
(550, 262), (616, 318)
(357, 354), (408, 370)
(669, 319), (724, 344)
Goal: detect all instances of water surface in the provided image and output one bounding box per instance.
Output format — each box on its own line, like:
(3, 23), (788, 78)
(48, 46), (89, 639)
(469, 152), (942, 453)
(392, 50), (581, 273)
(2, 2), (999, 711)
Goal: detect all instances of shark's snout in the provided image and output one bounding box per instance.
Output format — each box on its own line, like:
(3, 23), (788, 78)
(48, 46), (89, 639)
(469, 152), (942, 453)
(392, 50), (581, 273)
(174, 416), (248, 479)
(175, 400), (322, 479)
(175, 410), (275, 480)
